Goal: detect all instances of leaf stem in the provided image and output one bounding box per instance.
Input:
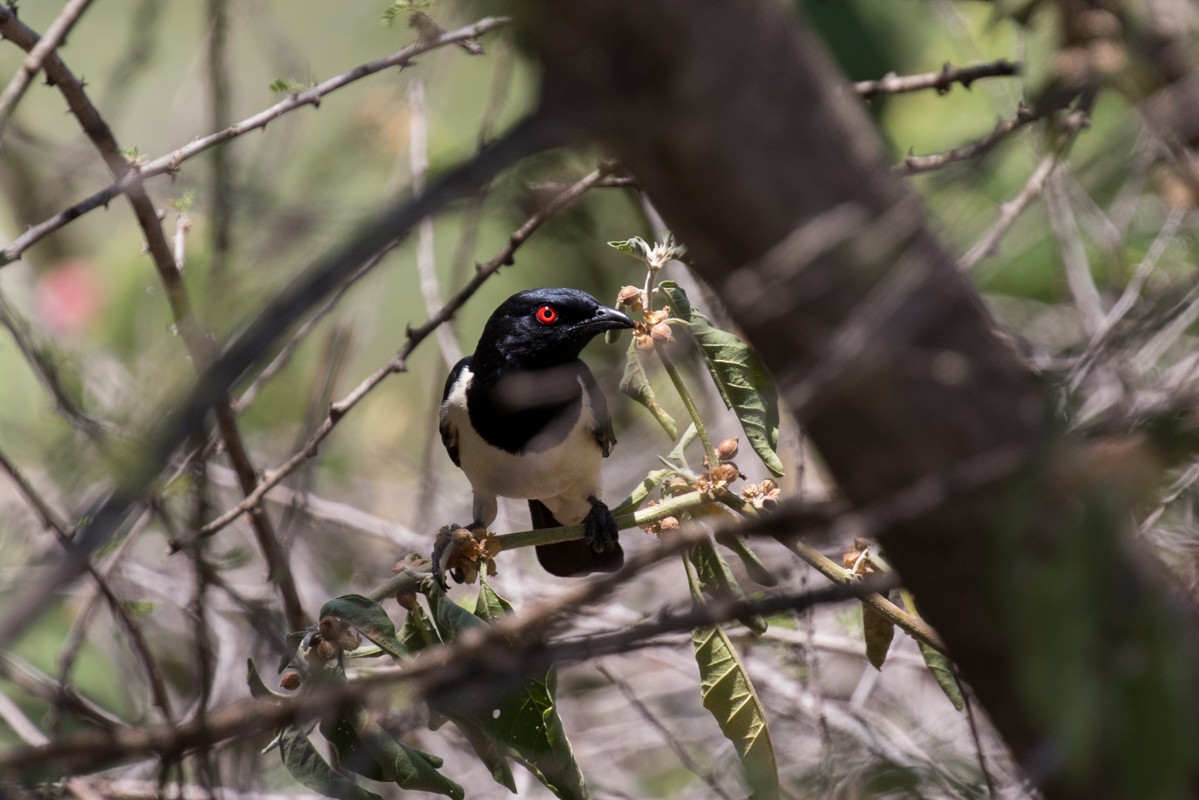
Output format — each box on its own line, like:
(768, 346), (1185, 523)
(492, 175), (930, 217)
(658, 348), (719, 468)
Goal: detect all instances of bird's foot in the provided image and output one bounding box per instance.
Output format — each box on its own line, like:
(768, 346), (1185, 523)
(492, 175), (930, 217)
(431, 524), (500, 591)
(583, 497), (620, 554)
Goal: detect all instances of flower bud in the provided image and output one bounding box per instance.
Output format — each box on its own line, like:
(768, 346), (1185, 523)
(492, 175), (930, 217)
(716, 436), (739, 461)
(634, 332), (655, 353)
(280, 671), (303, 691)
(659, 516), (680, 531)
(316, 639), (338, 660)
(650, 321), (674, 343)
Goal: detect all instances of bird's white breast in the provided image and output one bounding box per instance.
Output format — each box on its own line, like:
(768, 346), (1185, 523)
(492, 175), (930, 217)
(442, 366), (602, 524)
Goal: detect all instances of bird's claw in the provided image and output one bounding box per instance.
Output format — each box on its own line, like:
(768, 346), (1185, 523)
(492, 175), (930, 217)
(583, 498), (619, 554)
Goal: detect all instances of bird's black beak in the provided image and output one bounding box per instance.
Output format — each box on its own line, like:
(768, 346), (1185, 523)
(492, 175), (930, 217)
(586, 305), (635, 334)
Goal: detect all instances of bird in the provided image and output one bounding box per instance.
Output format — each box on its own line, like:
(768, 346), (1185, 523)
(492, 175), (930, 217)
(437, 287), (634, 586)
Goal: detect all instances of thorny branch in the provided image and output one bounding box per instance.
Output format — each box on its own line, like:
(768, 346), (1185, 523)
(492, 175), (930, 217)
(0, 16), (510, 266)
(0, 5), (309, 634)
(853, 59), (1019, 100)
(0, 0), (96, 134)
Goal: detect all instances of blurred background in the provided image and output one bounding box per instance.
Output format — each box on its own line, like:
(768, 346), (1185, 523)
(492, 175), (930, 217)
(0, 0), (1195, 797)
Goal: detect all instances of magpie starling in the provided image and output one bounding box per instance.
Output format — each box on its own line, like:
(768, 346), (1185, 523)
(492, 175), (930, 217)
(439, 288), (634, 582)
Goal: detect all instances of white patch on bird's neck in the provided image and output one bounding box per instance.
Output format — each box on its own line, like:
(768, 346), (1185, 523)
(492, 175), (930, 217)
(441, 364), (602, 528)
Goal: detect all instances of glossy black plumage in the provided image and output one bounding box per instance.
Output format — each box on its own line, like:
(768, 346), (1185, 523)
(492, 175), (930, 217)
(438, 288), (633, 578)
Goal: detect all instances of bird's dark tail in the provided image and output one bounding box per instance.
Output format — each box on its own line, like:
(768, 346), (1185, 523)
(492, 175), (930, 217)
(530, 499), (624, 577)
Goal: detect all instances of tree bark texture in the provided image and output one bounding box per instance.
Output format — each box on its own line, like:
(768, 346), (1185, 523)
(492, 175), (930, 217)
(518, 2), (1199, 797)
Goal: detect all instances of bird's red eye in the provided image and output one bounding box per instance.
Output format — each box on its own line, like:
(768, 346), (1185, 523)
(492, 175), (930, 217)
(536, 305), (558, 324)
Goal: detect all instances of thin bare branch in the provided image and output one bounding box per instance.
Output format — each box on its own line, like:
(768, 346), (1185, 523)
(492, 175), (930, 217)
(959, 104), (1093, 271)
(0, 16), (511, 266)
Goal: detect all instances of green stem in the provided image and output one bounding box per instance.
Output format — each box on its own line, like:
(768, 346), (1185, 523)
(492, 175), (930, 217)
(658, 348), (718, 467)
(496, 490), (712, 551)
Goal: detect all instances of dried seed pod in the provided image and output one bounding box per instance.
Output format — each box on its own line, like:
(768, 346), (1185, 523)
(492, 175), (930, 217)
(650, 321), (675, 343)
(617, 285), (643, 308)
(659, 516), (680, 531)
(716, 436), (740, 462)
(634, 332), (655, 353)
(395, 591), (418, 610)
(709, 463), (741, 485)
(280, 671), (303, 691)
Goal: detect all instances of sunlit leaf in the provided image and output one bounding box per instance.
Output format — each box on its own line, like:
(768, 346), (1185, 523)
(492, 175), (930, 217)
(620, 345), (679, 440)
(685, 559), (779, 799)
(611, 468), (671, 517)
(607, 236), (653, 263)
(279, 727), (383, 800)
(319, 594), (407, 661)
(659, 281), (783, 476)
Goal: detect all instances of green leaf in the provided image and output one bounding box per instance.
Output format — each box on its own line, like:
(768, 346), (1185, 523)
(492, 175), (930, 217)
(863, 604), (896, 670)
(426, 587), (589, 800)
(399, 603), (441, 652)
(246, 658), (286, 700)
(620, 345), (679, 440)
(684, 559), (779, 799)
(319, 595), (408, 661)
(689, 539), (767, 635)
(279, 727), (383, 800)
(659, 282), (783, 477)
(455, 717), (519, 793)
(714, 530), (779, 587)
(918, 640), (964, 710)
(607, 236), (653, 263)
(396, 600), (516, 791)
(900, 591), (963, 710)
(475, 579), (515, 620)
(611, 468), (671, 517)
(356, 716), (465, 799)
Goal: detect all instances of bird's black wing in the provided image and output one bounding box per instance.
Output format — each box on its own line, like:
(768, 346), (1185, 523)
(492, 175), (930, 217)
(439, 356), (472, 467)
(578, 362), (616, 458)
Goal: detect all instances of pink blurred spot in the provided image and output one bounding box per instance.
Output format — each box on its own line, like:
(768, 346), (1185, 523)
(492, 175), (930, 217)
(36, 260), (102, 333)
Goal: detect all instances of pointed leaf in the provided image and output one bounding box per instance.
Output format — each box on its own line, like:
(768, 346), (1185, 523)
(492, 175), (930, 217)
(659, 282), (783, 476)
(475, 579), (515, 620)
(399, 602), (442, 652)
(863, 603), (896, 670)
(246, 658), (287, 700)
(611, 468), (672, 516)
(426, 586), (588, 800)
(685, 559), (779, 799)
(455, 717), (519, 793)
(607, 236), (653, 263)
(279, 727), (383, 800)
(620, 346), (678, 440)
(714, 530), (779, 587)
(689, 538), (767, 635)
(918, 640), (964, 710)
(356, 716), (464, 799)
(319, 595), (408, 661)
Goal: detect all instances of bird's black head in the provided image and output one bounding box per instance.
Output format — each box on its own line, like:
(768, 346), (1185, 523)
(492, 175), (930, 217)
(475, 288), (633, 369)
